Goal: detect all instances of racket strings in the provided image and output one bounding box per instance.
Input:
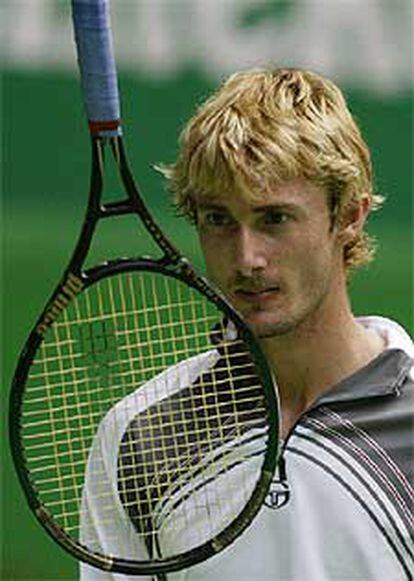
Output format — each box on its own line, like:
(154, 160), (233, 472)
(21, 270), (270, 555)
(116, 345), (267, 550)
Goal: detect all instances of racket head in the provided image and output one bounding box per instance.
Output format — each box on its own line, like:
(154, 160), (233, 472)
(10, 259), (279, 575)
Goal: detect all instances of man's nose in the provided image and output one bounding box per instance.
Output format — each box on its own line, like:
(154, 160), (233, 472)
(232, 226), (268, 277)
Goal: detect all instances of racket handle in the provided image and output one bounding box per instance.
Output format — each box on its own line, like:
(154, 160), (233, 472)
(71, 0), (121, 136)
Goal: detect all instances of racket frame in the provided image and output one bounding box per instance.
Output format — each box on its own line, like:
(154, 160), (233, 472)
(9, 135), (280, 575)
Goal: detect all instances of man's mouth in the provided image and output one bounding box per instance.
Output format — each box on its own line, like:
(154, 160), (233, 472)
(233, 286), (280, 303)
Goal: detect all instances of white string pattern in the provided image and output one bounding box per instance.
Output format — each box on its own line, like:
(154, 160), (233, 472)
(21, 270), (269, 558)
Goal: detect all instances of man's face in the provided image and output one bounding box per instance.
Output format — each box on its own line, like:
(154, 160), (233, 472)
(197, 178), (345, 339)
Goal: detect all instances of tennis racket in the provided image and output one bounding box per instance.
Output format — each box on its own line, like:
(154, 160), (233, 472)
(9, 0), (280, 576)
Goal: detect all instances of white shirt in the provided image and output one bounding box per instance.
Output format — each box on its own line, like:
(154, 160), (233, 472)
(80, 316), (414, 581)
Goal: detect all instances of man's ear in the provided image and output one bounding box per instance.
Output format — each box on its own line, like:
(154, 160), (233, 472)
(337, 195), (371, 245)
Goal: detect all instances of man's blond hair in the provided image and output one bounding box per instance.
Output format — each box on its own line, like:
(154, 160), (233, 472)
(160, 68), (383, 272)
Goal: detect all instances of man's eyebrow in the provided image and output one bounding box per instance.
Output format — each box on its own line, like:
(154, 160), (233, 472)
(197, 202), (298, 208)
(252, 203), (300, 213)
(197, 202), (229, 210)
(196, 201), (303, 214)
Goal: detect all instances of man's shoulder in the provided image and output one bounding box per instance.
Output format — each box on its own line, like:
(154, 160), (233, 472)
(291, 348), (414, 495)
(306, 348), (413, 445)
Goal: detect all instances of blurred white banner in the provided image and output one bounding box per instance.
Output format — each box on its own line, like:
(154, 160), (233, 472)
(2, 0), (412, 94)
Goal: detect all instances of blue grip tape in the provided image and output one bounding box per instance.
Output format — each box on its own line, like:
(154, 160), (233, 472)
(71, 0), (121, 135)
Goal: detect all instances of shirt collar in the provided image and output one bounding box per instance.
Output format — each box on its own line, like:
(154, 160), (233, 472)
(214, 317), (413, 404)
(314, 348), (413, 406)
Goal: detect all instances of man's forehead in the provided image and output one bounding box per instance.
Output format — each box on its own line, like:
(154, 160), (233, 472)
(195, 177), (326, 209)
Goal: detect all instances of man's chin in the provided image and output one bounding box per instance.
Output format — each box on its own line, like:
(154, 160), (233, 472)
(244, 315), (295, 339)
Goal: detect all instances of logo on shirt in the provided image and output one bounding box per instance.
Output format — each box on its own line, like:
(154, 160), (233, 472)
(264, 477), (290, 509)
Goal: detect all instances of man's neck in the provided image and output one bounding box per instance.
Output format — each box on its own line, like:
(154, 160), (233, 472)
(259, 296), (385, 438)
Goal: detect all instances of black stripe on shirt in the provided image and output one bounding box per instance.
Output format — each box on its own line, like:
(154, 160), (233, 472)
(303, 407), (414, 542)
(287, 438), (414, 579)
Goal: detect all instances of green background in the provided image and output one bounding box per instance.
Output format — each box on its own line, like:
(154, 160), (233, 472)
(2, 64), (412, 580)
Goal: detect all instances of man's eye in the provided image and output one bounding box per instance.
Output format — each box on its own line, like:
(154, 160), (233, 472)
(263, 210), (290, 225)
(204, 212), (233, 226)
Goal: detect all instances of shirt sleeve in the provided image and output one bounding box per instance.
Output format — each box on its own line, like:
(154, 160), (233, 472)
(78, 399), (151, 579)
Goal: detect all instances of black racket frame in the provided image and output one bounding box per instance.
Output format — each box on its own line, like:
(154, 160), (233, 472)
(9, 135), (279, 575)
